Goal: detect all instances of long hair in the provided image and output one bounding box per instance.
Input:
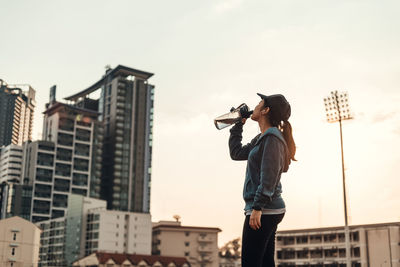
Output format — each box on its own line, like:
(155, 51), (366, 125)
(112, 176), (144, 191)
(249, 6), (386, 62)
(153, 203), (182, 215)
(266, 106), (297, 162)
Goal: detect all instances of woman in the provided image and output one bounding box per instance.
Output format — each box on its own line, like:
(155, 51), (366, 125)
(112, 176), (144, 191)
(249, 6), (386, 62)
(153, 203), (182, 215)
(229, 93), (296, 267)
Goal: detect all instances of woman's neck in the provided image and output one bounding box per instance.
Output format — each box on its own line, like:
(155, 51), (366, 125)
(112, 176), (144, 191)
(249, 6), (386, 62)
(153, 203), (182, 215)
(258, 119), (272, 134)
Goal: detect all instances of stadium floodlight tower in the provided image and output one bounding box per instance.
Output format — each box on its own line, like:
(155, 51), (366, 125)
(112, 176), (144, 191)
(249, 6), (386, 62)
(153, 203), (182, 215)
(323, 90), (353, 267)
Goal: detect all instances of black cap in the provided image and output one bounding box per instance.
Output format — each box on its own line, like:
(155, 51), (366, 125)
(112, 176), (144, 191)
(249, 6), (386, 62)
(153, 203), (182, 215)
(257, 93), (291, 122)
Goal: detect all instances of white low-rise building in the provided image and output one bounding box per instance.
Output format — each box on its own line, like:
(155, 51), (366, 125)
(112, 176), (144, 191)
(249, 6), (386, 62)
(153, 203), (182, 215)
(0, 216), (41, 267)
(37, 194), (152, 267)
(276, 222), (400, 267)
(85, 208), (152, 256)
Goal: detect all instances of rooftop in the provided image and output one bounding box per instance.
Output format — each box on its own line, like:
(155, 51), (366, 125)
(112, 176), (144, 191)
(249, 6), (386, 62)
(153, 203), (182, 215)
(277, 221), (400, 235)
(152, 220), (222, 232)
(64, 65), (154, 101)
(79, 252), (190, 266)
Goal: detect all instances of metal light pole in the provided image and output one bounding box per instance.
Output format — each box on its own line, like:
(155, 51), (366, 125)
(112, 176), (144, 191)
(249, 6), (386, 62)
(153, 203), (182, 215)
(323, 91), (352, 267)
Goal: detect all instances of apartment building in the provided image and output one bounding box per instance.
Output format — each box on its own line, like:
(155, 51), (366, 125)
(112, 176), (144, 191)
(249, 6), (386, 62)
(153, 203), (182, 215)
(0, 216), (41, 267)
(41, 94), (103, 200)
(64, 65), (154, 213)
(37, 216), (66, 267)
(37, 194), (152, 267)
(152, 220), (221, 267)
(0, 144), (23, 183)
(0, 182), (32, 220)
(276, 222), (400, 267)
(0, 80), (35, 146)
(19, 91), (103, 223)
(84, 207), (152, 256)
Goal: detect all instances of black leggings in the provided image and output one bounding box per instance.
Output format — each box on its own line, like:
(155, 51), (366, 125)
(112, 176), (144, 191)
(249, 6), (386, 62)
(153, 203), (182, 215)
(241, 213), (285, 267)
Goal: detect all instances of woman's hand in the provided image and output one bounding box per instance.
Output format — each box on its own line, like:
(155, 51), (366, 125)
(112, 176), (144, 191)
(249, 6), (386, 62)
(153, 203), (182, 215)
(241, 118), (247, 124)
(249, 210), (262, 230)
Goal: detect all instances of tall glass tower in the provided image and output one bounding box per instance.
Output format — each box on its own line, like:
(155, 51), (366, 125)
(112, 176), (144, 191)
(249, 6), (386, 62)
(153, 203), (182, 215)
(65, 65), (154, 213)
(0, 79), (36, 146)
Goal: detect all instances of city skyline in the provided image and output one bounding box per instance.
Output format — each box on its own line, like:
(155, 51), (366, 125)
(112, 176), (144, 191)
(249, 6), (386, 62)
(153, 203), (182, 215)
(1, 0), (400, 247)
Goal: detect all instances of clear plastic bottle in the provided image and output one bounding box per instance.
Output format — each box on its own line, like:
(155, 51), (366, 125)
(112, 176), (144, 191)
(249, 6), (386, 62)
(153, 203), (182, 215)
(214, 103), (253, 130)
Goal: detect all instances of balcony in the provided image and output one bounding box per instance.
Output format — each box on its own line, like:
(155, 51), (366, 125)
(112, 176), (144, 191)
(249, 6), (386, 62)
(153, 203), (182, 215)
(38, 142), (55, 152)
(37, 153), (54, 167)
(56, 148), (72, 162)
(55, 163), (71, 177)
(117, 82), (125, 89)
(197, 255), (212, 263)
(197, 246), (213, 253)
(57, 133), (73, 147)
(34, 184), (52, 198)
(58, 118), (74, 132)
(116, 115), (124, 122)
(76, 120), (91, 128)
(75, 143), (90, 157)
(52, 194), (68, 208)
(71, 188), (87, 196)
(116, 129), (124, 136)
(75, 129), (91, 142)
(198, 236), (213, 243)
(73, 158), (89, 172)
(33, 200), (51, 214)
(54, 179), (70, 192)
(72, 173), (88, 186)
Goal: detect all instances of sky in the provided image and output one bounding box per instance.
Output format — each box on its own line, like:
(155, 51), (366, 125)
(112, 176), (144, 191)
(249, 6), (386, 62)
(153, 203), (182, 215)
(1, 0), (400, 247)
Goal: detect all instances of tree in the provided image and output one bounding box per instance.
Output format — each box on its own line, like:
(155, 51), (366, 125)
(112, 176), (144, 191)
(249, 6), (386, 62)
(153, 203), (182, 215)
(219, 237), (241, 259)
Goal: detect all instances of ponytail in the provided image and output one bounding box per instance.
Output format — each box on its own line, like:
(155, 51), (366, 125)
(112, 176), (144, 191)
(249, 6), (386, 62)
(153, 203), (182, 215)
(280, 121), (296, 162)
(265, 103), (297, 162)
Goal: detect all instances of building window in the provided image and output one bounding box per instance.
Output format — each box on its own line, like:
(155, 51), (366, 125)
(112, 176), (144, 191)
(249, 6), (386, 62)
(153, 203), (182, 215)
(184, 241), (189, 247)
(13, 233), (16, 241)
(11, 247), (15, 255)
(185, 232), (190, 237)
(185, 252), (190, 256)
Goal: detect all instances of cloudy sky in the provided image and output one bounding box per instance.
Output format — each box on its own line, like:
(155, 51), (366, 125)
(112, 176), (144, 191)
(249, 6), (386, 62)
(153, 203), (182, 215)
(1, 0), (400, 247)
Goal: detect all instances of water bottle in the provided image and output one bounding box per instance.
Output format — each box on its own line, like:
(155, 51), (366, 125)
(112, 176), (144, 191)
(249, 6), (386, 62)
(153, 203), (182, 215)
(214, 103), (253, 130)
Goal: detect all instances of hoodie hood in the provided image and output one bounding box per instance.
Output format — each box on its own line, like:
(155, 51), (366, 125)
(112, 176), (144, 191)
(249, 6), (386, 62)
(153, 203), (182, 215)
(255, 127), (290, 172)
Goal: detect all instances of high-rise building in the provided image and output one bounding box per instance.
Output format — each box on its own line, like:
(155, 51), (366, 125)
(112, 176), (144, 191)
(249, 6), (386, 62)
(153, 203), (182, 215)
(22, 140), (57, 222)
(152, 220), (221, 267)
(0, 144), (23, 183)
(64, 65), (154, 213)
(0, 79), (35, 146)
(0, 182), (32, 220)
(0, 144), (32, 220)
(275, 222), (400, 267)
(21, 95), (103, 223)
(41, 93), (103, 200)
